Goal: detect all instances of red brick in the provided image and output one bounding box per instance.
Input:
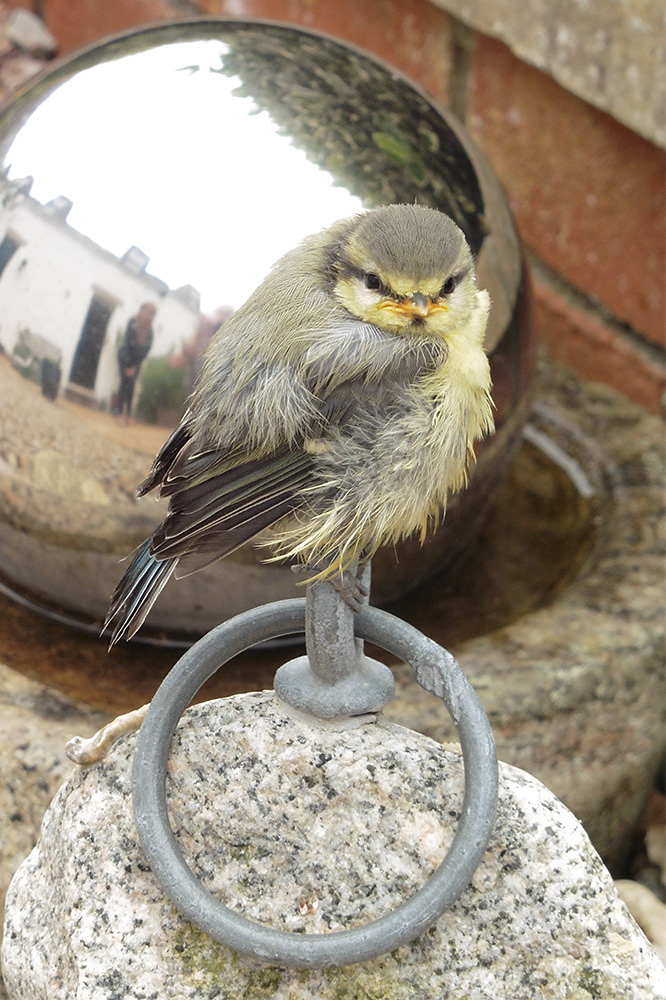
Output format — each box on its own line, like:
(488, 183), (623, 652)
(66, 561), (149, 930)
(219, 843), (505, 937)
(469, 36), (666, 349)
(10, 0), (182, 54)
(532, 279), (665, 415)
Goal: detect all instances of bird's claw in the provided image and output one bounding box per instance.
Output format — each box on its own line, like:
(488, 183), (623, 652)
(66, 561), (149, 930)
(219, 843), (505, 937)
(291, 562), (369, 612)
(332, 569), (369, 612)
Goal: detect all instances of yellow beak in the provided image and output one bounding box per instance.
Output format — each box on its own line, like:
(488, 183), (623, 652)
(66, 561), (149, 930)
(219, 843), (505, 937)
(395, 292), (447, 320)
(377, 293), (448, 323)
(406, 292), (431, 318)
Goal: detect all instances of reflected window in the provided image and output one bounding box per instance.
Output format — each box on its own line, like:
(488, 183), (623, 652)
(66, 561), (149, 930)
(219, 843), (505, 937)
(0, 230), (21, 278)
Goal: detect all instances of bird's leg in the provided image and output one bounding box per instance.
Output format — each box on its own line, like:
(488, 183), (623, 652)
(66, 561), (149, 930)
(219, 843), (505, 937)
(333, 542), (376, 611)
(276, 554), (394, 717)
(331, 567), (369, 612)
(291, 554), (371, 613)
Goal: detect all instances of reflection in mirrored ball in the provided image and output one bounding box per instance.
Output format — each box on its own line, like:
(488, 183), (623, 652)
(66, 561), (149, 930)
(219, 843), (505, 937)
(0, 20), (531, 644)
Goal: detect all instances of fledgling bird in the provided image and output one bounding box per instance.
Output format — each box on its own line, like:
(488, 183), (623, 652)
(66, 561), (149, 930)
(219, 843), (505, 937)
(104, 204), (494, 644)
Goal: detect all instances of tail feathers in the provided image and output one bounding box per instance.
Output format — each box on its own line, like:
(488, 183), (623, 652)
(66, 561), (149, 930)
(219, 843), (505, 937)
(103, 538), (177, 646)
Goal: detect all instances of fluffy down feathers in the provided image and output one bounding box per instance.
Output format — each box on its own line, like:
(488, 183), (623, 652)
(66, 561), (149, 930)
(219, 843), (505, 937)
(104, 205), (493, 643)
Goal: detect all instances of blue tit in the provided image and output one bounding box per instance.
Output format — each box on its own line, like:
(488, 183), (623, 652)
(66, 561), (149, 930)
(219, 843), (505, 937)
(104, 203), (494, 644)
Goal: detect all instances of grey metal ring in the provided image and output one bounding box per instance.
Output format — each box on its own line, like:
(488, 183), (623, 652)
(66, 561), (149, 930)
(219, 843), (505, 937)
(132, 599), (498, 969)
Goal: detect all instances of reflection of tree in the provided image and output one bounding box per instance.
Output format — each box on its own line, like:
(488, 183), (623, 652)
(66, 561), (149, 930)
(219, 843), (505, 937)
(136, 355), (186, 425)
(212, 26), (485, 252)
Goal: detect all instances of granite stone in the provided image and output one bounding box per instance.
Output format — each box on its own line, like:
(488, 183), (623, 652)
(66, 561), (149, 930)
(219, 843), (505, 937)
(615, 881), (666, 965)
(0, 663), (109, 1000)
(3, 692), (665, 999)
(0, 662), (108, 925)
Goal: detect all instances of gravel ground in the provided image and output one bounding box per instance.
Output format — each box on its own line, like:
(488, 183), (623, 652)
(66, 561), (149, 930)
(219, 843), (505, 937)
(0, 354), (171, 548)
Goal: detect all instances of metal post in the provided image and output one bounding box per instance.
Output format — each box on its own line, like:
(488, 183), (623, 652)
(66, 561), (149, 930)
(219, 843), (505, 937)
(274, 562), (395, 718)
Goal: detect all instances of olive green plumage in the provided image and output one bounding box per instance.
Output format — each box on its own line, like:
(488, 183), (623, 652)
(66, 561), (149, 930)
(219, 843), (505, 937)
(104, 204), (493, 644)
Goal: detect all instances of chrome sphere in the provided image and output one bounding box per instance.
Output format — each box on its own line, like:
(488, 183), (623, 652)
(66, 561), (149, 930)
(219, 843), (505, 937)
(0, 20), (530, 643)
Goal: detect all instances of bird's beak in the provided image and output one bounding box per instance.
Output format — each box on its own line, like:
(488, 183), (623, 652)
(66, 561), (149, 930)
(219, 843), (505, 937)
(396, 292), (446, 320)
(377, 292), (447, 323)
(407, 292), (431, 318)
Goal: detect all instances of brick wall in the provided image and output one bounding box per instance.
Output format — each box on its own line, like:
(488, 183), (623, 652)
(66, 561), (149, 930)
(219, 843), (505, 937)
(4, 0), (665, 413)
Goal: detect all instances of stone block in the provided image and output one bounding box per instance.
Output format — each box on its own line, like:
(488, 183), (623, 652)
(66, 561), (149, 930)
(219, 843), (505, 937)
(430, 0), (666, 147)
(3, 692), (665, 998)
(0, 662), (109, 932)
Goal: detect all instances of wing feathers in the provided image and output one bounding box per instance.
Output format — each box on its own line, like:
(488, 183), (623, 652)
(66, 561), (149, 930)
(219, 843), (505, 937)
(137, 419), (194, 497)
(174, 495), (301, 578)
(165, 450), (307, 514)
(152, 448), (315, 559)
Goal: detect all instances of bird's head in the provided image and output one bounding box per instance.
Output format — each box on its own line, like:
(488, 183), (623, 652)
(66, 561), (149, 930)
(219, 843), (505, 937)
(331, 204), (480, 341)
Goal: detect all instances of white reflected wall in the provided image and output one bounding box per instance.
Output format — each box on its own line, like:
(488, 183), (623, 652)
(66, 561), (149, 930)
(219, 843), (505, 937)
(5, 39), (364, 312)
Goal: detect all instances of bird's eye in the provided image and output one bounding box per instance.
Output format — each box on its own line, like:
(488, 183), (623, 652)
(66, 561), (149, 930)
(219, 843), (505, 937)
(364, 272), (381, 290)
(440, 275), (459, 296)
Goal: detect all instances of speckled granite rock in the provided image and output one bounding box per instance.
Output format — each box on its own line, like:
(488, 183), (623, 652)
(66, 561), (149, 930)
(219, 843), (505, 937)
(0, 662), (108, 923)
(615, 880), (666, 965)
(0, 662), (109, 1000)
(3, 692), (664, 999)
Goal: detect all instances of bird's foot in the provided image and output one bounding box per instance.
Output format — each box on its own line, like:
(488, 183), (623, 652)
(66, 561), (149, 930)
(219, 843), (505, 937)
(331, 567), (369, 612)
(291, 562), (369, 612)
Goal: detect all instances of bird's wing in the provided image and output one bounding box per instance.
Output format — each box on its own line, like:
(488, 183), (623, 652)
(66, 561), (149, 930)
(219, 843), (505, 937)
(103, 538), (178, 644)
(163, 449), (317, 577)
(148, 438), (317, 576)
(136, 417), (193, 497)
(136, 385), (393, 580)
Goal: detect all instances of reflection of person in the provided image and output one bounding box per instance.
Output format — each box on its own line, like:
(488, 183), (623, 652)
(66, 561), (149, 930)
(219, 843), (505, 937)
(168, 306), (233, 395)
(114, 303), (156, 423)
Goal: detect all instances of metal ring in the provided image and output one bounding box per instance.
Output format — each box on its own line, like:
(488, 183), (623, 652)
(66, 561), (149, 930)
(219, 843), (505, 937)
(132, 599), (498, 969)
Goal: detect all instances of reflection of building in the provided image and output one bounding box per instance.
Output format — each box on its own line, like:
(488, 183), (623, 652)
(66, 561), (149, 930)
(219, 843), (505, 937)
(0, 175), (201, 407)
